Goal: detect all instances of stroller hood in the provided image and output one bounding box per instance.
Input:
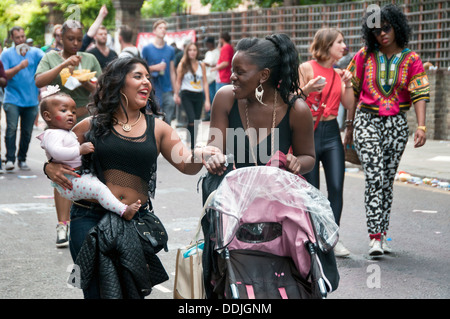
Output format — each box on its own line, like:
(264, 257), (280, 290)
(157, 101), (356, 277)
(206, 166), (339, 258)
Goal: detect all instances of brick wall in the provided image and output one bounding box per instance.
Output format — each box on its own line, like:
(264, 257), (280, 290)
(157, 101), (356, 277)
(407, 70), (450, 140)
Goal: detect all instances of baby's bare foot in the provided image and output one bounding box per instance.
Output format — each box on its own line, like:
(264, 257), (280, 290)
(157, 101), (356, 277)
(122, 200), (141, 220)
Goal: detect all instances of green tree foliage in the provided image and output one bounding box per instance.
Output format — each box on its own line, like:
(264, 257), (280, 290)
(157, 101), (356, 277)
(201, 0), (355, 12)
(0, 0), (48, 46)
(141, 0), (187, 18)
(1, 0), (115, 47)
(52, 0), (115, 30)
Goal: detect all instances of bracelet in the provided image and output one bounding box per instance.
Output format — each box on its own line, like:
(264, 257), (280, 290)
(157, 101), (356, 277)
(345, 83), (353, 88)
(345, 119), (353, 127)
(417, 126), (427, 133)
(191, 145), (204, 163)
(43, 158), (53, 180)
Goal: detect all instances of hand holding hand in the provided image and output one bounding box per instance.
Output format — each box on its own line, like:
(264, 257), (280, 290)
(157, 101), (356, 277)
(202, 150), (229, 176)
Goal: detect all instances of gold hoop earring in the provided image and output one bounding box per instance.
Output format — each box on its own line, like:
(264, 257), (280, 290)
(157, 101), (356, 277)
(120, 92), (129, 109)
(255, 83), (266, 105)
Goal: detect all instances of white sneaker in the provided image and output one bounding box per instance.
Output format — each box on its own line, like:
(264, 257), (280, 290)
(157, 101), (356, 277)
(5, 161), (14, 171)
(18, 161), (31, 171)
(334, 240), (350, 257)
(56, 223), (69, 248)
(382, 235), (393, 254)
(369, 239), (384, 256)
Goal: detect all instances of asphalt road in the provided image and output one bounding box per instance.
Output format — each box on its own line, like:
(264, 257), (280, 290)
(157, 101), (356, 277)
(0, 126), (449, 300)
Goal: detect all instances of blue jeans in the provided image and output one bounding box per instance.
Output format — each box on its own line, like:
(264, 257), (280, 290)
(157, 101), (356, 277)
(69, 203), (106, 299)
(3, 103), (38, 163)
(69, 201), (151, 299)
(208, 81), (216, 104)
(161, 91), (176, 125)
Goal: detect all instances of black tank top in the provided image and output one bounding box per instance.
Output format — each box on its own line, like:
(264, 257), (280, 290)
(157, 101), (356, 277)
(227, 100), (292, 168)
(94, 114), (158, 200)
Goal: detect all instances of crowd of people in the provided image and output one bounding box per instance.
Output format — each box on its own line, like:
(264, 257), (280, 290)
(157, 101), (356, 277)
(0, 3), (430, 299)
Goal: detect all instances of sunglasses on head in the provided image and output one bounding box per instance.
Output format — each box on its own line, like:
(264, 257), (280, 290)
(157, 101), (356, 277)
(371, 24), (392, 36)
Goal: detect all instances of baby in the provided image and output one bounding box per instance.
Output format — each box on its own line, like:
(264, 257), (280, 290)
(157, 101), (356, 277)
(37, 85), (141, 218)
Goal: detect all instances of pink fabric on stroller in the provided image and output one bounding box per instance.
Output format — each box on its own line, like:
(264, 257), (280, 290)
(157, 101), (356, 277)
(227, 197), (316, 279)
(204, 153), (339, 298)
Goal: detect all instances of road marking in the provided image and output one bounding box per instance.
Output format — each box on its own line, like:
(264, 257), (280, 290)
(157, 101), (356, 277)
(154, 284), (171, 293)
(428, 156), (450, 162)
(2, 207), (18, 215)
(413, 209), (438, 214)
(0, 203), (55, 216)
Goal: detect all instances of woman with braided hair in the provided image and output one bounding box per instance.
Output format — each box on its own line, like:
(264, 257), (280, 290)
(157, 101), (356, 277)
(201, 34), (317, 299)
(205, 33), (315, 174)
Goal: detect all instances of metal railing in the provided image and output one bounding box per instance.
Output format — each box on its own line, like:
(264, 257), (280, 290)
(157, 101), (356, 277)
(140, 0), (450, 68)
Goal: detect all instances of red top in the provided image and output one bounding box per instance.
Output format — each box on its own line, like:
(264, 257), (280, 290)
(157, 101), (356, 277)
(217, 43), (234, 83)
(305, 60), (342, 118)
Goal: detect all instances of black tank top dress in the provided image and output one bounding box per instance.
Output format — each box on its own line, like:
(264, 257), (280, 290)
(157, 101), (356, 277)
(227, 100), (292, 168)
(94, 114), (158, 202)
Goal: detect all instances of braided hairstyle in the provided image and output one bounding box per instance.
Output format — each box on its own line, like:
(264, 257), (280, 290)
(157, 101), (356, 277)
(235, 34), (301, 105)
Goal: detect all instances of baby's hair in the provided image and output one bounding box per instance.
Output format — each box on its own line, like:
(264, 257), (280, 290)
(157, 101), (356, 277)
(39, 91), (73, 120)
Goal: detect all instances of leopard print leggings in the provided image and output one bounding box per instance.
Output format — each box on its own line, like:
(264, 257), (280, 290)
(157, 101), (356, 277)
(353, 111), (409, 235)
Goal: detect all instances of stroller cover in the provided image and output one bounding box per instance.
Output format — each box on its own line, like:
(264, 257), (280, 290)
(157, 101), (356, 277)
(205, 165), (339, 299)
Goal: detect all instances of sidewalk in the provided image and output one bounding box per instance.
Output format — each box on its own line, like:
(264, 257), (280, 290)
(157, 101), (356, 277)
(398, 138), (450, 183)
(343, 136), (450, 190)
(192, 121), (450, 187)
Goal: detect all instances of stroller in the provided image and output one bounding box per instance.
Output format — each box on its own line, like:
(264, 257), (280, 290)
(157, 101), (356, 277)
(201, 163), (339, 299)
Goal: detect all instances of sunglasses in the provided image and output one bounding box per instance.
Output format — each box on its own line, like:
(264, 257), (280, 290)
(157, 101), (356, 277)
(371, 24), (392, 36)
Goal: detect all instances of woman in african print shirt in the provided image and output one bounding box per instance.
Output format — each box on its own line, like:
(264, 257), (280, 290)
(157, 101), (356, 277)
(345, 4), (429, 256)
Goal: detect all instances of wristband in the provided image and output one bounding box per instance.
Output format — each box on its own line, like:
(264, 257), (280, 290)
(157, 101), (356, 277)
(417, 126), (427, 133)
(43, 158), (53, 180)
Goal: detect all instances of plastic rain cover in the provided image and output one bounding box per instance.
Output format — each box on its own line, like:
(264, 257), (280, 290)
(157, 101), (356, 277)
(206, 166), (339, 254)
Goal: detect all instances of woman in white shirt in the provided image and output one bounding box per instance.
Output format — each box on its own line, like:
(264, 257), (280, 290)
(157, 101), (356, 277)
(174, 42), (210, 149)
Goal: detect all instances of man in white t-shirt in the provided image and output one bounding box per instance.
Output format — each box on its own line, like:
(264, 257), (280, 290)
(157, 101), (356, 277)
(118, 25), (140, 59)
(202, 37), (219, 121)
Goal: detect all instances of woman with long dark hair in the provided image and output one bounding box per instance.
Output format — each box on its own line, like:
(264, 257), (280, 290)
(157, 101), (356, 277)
(44, 57), (222, 298)
(346, 4), (429, 256)
(174, 42), (210, 149)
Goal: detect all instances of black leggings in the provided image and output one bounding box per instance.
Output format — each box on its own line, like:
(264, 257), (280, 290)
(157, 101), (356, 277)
(180, 90), (204, 149)
(303, 119), (345, 226)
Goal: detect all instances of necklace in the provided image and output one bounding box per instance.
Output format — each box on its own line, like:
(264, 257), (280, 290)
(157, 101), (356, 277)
(245, 91), (277, 166)
(117, 112), (142, 132)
